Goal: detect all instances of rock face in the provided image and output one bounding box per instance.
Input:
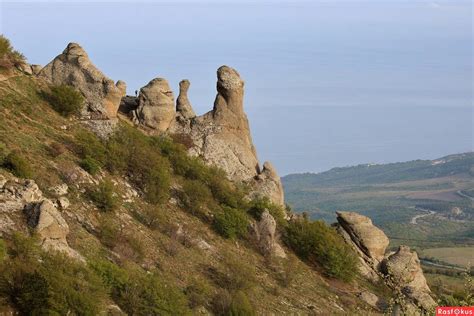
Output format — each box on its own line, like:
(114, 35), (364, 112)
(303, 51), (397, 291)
(336, 211), (435, 313)
(0, 174), (81, 259)
(136, 78), (175, 131)
(39, 43), (123, 119)
(250, 210), (286, 258)
(251, 162), (285, 206)
(169, 66), (285, 205)
(176, 80), (196, 119)
(381, 246), (436, 311)
(336, 211), (389, 263)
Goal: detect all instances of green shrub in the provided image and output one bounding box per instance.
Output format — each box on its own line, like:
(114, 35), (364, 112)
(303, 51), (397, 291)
(98, 215), (121, 248)
(185, 278), (213, 308)
(0, 35), (24, 69)
(181, 179), (215, 217)
(115, 271), (190, 315)
(227, 291), (255, 316)
(88, 179), (118, 212)
(213, 207), (249, 240)
(1, 151), (33, 178)
(248, 197), (287, 228)
(46, 85), (84, 117)
(0, 234), (106, 315)
(80, 156), (101, 175)
(210, 255), (255, 293)
(74, 130), (107, 163)
(284, 218), (358, 281)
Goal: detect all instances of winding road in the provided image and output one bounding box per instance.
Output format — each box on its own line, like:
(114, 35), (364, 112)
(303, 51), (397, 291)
(410, 208), (436, 225)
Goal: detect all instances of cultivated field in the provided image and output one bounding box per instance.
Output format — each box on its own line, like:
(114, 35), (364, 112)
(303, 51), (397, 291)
(420, 247), (474, 267)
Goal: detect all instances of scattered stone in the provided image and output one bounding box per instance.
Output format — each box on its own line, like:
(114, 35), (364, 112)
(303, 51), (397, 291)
(57, 197), (70, 210)
(357, 291), (387, 311)
(51, 183), (68, 196)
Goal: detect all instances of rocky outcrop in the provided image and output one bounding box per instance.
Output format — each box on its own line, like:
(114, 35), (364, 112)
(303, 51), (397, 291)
(336, 211), (435, 313)
(336, 211), (389, 264)
(136, 78), (175, 131)
(0, 174), (81, 259)
(176, 79), (196, 119)
(250, 210), (286, 258)
(24, 199), (81, 260)
(169, 66), (285, 205)
(39, 43), (123, 119)
(381, 246), (436, 311)
(251, 162), (285, 206)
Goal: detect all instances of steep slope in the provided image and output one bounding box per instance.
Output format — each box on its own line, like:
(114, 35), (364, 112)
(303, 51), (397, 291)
(0, 37), (441, 315)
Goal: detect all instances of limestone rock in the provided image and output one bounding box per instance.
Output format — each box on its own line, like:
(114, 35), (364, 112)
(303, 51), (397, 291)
(357, 291), (387, 311)
(336, 224), (380, 282)
(16, 62), (33, 75)
(169, 66), (285, 205)
(24, 199), (82, 260)
(136, 78), (175, 131)
(250, 210), (286, 258)
(381, 246), (436, 311)
(251, 162), (285, 206)
(176, 79), (196, 119)
(116, 80), (127, 97)
(39, 42), (123, 119)
(31, 64), (42, 75)
(336, 211), (389, 263)
(50, 183), (68, 196)
(57, 197), (70, 210)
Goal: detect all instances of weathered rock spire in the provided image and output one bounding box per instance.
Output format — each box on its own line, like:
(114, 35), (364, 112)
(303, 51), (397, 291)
(176, 79), (196, 119)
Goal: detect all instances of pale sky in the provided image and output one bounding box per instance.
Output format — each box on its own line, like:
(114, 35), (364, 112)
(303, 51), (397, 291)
(1, 0), (472, 174)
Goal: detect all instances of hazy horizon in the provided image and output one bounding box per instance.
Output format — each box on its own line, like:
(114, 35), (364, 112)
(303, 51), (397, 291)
(1, 0), (472, 175)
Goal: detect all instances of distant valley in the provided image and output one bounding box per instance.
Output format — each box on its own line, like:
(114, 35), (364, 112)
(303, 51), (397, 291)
(283, 152), (474, 248)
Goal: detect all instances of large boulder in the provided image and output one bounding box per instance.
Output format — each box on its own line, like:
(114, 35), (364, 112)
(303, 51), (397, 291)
(136, 78), (175, 131)
(381, 246), (436, 311)
(336, 211), (389, 263)
(39, 42), (123, 119)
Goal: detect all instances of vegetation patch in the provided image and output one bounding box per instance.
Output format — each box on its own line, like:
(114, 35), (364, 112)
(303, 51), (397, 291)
(44, 85), (84, 117)
(284, 218), (358, 281)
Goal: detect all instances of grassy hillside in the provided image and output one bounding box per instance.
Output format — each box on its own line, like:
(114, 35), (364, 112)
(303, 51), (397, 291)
(0, 42), (382, 314)
(283, 153), (474, 248)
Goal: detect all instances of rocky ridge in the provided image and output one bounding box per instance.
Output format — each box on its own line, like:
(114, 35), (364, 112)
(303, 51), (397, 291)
(35, 43), (284, 207)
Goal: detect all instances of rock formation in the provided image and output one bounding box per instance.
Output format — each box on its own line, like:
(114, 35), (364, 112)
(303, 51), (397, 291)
(0, 174), (81, 260)
(336, 211), (436, 312)
(381, 246), (436, 311)
(250, 210), (286, 258)
(38, 43), (123, 120)
(176, 79), (196, 119)
(336, 211), (389, 264)
(136, 78), (175, 131)
(169, 66), (285, 206)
